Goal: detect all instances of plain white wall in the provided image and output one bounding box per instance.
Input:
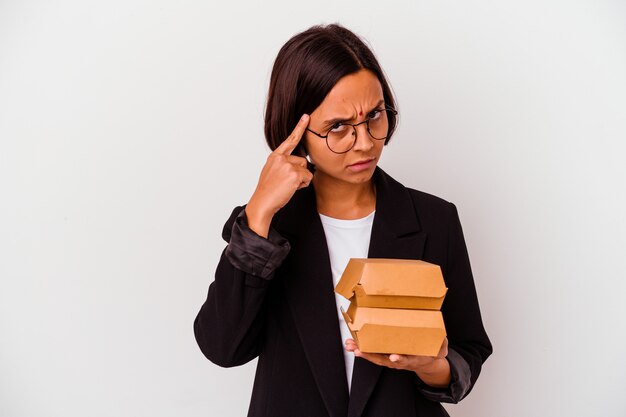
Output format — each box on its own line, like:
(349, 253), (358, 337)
(1, 1), (625, 416)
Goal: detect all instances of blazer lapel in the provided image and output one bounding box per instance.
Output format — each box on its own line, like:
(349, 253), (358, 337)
(276, 186), (350, 417)
(274, 166), (427, 417)
(347, 167), (427, 417)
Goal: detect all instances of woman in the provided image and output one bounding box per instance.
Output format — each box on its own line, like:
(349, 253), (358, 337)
(194, 24), (492, 417)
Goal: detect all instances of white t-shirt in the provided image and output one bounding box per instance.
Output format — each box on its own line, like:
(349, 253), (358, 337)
(318, 210), (375, 392)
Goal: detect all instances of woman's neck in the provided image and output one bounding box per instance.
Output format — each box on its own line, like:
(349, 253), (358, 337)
(312, 174), (376, 220)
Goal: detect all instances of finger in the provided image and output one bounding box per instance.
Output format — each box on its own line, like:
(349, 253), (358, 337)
(296, 179), (312, 190)
(356, 351), (393, 368)
(286, 155), (308, 168)
(345, 339), (358, 352)
(296, 170), (313, 190)
(343, 339), (406, 368)
(389, 354), (405, 363)
(274, 114), (310, 155)
(389, 354), (415, 370)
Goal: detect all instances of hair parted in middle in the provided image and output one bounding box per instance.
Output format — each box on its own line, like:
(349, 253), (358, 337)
(264, 24), (398, 159)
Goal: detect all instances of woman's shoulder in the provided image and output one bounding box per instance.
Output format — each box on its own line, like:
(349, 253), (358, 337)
(404, 186), (461, 233)
(375, 167), (461, 235)
(405, 186), (455, 210)
(377, 166), (456, 212)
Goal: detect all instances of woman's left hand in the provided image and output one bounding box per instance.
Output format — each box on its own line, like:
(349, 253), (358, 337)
(345, 337), (451, 388)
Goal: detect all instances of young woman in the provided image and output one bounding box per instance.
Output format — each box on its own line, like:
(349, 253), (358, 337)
(194, 24), (492, 417)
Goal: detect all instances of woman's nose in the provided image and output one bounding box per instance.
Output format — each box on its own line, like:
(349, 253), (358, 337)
(351, 124), (374, 151)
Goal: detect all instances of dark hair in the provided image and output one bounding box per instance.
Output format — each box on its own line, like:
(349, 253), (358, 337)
(264, 24), (398, 158)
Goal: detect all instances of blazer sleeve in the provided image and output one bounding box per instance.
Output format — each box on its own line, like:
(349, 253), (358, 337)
(415, 201), (493, 403)
(193, 205), (291, 368)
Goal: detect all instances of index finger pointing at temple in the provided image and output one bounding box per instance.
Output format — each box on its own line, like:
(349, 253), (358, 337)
(275, 114), (310, 155)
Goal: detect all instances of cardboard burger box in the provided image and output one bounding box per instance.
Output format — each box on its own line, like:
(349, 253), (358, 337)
(335, 258), (448, 357)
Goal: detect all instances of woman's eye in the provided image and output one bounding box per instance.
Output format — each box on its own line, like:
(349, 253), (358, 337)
(368, 110), (382, 120)
(330, 123), (347, 133)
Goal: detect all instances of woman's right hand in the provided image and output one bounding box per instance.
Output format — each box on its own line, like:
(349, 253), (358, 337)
(245, 114), (314, 238)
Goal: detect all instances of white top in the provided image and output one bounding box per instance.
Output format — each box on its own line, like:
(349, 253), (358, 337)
(318, 210), (375, 392)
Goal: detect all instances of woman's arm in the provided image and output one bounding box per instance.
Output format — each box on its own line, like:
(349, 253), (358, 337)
(344, 336), (452, 387)
(345, 200), (492, 404)
(421, 201), (492, 402)
(195, 116), (312, 367)
(193, 206), (290, 367)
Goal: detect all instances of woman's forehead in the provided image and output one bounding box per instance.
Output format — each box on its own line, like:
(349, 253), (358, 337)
(314, 70), (384, 118)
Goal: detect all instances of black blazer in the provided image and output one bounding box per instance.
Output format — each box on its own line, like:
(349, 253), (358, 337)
(195, 166), (492, 417)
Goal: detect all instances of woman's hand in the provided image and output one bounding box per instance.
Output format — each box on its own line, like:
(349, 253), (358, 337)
(345, 337), (452, 388)
(246, 114), (314, 238)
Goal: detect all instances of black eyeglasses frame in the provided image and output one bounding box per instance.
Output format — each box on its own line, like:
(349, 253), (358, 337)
(305, 106), (398, 154)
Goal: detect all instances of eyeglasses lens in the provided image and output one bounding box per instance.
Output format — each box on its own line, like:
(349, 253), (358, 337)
(326, 110), (391, 153)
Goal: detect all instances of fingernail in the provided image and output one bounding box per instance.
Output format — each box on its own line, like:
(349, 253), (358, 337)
(301, 114), (309, 121)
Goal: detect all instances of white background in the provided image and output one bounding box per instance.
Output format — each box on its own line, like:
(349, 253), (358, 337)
(1, 1), (625, 416)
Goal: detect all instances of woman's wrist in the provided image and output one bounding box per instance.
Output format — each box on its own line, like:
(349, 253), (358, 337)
(415, 358), (451, 388)
(245, 200), (274, 239)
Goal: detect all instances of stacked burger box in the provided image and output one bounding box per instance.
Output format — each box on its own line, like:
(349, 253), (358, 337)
(335, 258), (448, 356)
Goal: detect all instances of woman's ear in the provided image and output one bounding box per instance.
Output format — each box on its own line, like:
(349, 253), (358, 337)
(293, 143), (307, 158)
(297, 141), (314, 159)
(301, 144), (315, 173)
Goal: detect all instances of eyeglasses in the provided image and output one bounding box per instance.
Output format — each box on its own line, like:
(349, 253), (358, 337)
(306, 106), (398, 154)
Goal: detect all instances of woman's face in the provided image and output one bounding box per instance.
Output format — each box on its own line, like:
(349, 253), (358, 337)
(304, 69), (387, 187)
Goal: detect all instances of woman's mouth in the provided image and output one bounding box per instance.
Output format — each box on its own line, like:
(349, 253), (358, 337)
(347, 158), (375, 172)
